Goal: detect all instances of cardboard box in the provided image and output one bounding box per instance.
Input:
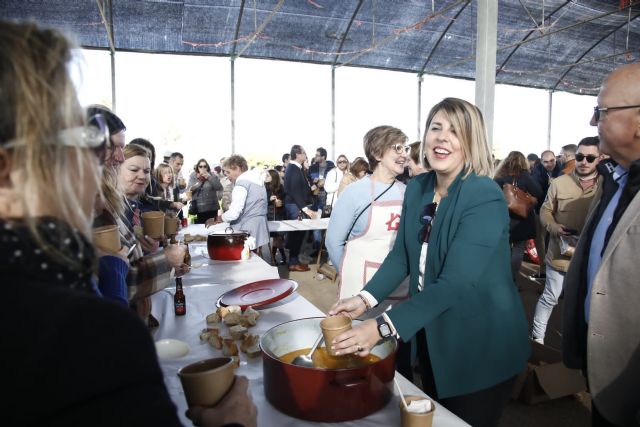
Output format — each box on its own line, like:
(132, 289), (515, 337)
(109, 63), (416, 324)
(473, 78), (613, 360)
(512, 341), (587, 405)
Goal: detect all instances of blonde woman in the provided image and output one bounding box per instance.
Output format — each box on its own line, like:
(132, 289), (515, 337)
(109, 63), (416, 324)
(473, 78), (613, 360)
(324, 154), (348, 209)
(337, 157), (369, 196)
(329, 98), (529, 427)
(0, 20), (255, 427)
(155, 162), (183, 214)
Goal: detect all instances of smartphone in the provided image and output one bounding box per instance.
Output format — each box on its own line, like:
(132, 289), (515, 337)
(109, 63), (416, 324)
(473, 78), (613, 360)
(563, 227), (578, 235)
(126, 243), (138, 258)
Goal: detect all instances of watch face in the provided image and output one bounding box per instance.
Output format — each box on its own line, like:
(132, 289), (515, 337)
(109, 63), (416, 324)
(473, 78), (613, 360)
(379, 323), (391, 337)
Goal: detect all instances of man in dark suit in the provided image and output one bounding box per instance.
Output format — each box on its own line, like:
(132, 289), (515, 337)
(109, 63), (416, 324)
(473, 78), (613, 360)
(284, 145), (318, 271)
(562, 63), (640, 426)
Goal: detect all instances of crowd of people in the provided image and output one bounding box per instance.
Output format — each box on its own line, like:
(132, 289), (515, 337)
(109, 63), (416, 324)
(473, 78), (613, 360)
(2, 19), (638, 427)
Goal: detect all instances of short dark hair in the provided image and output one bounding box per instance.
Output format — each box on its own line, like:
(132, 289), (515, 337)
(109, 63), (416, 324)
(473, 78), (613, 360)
(274, 165), (283, 172)
(578, 136), (599, 150)
(129, 138), (156, 169)
(170, 152), (184, 160)
(290, 145), (304, 161)
(316, 147), (327, 159)
(282, 153), (290, 163)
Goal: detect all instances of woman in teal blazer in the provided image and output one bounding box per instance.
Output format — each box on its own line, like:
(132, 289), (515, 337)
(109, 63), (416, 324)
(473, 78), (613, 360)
(329, 98), (530, 427)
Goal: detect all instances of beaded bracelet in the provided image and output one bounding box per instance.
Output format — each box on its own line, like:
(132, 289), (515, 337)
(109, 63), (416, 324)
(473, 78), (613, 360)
(357, 293), (371, 311)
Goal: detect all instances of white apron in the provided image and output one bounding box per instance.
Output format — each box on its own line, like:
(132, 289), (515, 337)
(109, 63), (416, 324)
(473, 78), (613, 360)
(338, 182), (409, 317)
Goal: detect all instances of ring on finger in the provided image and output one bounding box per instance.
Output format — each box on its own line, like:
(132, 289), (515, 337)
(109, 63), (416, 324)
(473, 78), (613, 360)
(356, 345), (364, 352)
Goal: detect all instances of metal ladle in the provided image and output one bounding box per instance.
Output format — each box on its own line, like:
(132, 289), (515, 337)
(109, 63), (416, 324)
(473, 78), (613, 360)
(291, 333), (324, 368)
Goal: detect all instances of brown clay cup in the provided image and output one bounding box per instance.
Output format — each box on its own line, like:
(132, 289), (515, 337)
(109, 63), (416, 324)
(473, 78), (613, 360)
(177, 357), (236, 407)
(141, 211), (165, 239)
(399, 396), (435, 427)
(320, 315), (352, 356)
(164, 215), (178, 236)
(93, 225), (120, 253)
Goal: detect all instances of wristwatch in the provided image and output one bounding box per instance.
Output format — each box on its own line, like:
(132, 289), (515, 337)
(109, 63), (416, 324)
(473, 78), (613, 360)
(376, 316), (393, 338)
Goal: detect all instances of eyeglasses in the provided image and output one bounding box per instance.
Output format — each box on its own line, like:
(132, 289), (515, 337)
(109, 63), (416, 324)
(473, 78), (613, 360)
(593, 104), (640, 122)
(575, 153), (598, 163)
(3, 114), (109, 165)
(391, 144), (411, 155)
(418, 202), (438, 244)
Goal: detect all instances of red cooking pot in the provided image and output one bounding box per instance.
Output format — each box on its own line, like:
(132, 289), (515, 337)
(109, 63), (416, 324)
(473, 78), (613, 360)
(207, 227), (250, 261)
(260, 317), (397, 422)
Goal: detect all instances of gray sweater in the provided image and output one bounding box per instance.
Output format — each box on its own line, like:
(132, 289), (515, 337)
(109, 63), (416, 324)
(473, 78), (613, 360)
(188, 171), (223, 214)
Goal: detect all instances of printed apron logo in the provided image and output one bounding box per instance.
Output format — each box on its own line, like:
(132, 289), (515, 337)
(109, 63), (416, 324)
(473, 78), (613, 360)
(385, 213), (401, 231)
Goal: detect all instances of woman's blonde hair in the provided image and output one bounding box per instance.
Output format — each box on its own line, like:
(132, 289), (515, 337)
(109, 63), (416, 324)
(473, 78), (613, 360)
(494, 151), (528, 178)
(421, 98), (494, 178)
(155, 163), (174, 186)
(0, 21), (101, 265)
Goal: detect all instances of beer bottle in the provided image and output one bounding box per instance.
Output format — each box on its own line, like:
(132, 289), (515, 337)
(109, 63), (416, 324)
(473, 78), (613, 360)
(174, 277), (186, 316)
(183, 243), (191, 267)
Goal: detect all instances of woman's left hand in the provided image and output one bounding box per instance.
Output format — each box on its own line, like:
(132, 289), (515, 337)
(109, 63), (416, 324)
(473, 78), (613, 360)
(331, 319), (379, 357)
(328, 296), (367, 319)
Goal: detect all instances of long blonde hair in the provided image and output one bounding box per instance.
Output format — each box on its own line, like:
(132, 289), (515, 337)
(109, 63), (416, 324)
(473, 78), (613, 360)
(421, 98), (494, 178)
(0, 21), (101, 264)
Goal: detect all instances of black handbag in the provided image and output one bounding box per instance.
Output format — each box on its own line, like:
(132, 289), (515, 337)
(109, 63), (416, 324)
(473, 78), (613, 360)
(188, 198), (198, 216)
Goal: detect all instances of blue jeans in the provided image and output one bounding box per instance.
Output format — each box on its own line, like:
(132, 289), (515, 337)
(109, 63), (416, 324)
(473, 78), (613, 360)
(531, 265), (565, 342)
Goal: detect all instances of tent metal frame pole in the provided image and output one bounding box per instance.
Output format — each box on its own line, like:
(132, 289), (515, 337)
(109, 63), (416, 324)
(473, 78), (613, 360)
(108, 0), (116, 111)
(331, 66), (336, 160)
(547, 90), (553, 149)
(417, 74), (423, 141)
(475, 0), (498, 149)
(231, 58), (236, 155)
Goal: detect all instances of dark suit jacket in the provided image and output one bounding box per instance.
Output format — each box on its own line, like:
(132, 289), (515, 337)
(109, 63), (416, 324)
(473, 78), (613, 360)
(562, 162), (640, 426)
(365, 172), (530, 398)
(284, 163), (312, 210)
(4, 280), (182, 426)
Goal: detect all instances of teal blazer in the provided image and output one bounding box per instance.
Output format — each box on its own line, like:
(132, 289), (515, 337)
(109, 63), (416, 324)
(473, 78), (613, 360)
(365, 171), (530, 398)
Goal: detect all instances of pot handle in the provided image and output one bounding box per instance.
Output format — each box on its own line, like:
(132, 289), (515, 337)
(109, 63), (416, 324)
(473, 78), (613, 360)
(330, 375), (368, 388)
(225, 226), (234, 234)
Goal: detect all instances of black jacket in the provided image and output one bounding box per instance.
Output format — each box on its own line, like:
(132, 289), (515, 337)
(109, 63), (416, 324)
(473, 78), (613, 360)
(284, 163), (312, 210)
(1, 218), (182, 427)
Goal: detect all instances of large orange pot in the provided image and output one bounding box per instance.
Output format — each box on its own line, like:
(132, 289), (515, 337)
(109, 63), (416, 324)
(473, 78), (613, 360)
(260, 317), (397, 422)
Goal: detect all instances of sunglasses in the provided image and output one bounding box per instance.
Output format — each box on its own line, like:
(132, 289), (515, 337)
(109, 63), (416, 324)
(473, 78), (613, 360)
(391, 144), (411, 155)
(418, 202), (438, 244)
(575, 153), (598, 163)
(337, 160), (348, 164)
(3, 114), (109, 166)
(593, 104), (640, 122)
(198, 165), (208, 169)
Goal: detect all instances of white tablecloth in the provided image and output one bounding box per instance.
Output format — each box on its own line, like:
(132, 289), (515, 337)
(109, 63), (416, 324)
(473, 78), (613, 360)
(153, 225), (468, 426)
(180, 219), (329, 236)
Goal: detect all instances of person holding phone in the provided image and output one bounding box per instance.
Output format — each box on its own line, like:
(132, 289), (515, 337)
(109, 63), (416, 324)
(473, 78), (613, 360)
(530, 137), (602, 344)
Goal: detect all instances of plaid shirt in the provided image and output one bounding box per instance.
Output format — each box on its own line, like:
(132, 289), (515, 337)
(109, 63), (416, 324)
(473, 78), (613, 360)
(95, 207), (173, 303)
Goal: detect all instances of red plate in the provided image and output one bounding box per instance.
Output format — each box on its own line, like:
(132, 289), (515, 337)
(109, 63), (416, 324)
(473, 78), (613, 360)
(216, 279), (298, 310)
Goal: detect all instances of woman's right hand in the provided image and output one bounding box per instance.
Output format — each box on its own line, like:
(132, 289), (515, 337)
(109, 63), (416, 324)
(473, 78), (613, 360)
(164, 243), (187, 268)
(140, 235), (160, 254)
(328, 295), (367, 319)
(186, 376), (257, 427)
